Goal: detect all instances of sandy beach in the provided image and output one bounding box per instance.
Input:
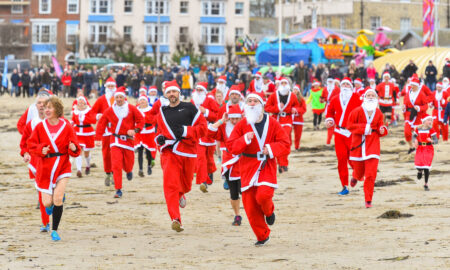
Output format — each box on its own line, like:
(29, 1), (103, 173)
(1, 96), (449, 269)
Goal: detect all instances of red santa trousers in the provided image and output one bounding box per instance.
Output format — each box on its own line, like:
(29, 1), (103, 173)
(334, 133), (353, 187)
(404, 124), (413, 142)
(242, 185), (274, 241)
(326, 127), (334, 145)
(101, 136), (112, 173)
(433, 120), (448, 141)
(352, 158), (379, 202)
(293, 124), (303, 150)
(195, 145), (216, 185)
(38, 191), (49, 225)
(161, 150), (196, 223)
(277, 125), (292, 166)
(111, 146), (134, 190)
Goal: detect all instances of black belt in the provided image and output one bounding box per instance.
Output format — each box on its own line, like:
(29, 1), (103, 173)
(242, 152), (267, 169)
(350, 129), (377, 151)
(278, 112), (291, 117)
(419, 142), (432, 146)
(45, 152), (64, 158)
(144, 123), (153, 128)
(113, 133), (132, 140)
(76, 124), (91, 128)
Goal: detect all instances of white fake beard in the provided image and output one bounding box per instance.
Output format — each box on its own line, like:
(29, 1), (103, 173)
(192, 91), (206, 107)
(105, 88), (115, 99)
(443, 82), (449, 88)
(327, 83), (334, 90)
(113, 102), (129, 118)
(362, 98), (378, 112)
(340, 87), (353, 103)
(217, 84), (228, 95)
(255, 78), (263, 92)
(149, 96), (157, 104)
(160, 97), (170, 107)
(244, 103), (263, 125)
(278, 85), (290, 96)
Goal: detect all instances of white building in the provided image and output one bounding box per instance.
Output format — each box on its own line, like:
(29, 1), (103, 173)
(79, 0), (250, 64)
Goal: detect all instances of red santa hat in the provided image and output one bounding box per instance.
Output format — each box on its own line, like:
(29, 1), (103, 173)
(368, 78), (376, 82)
(228, 84), (242, 97)
(293, 84), (301, 91)
(254, 71), (262, 78)
(382, 72), (390, 79)
(354, 78), (362, 85)
(148, 85), (157, 94)
(334, 78), (341, 83)
(364, 88), (378, 98)
(246, 91), (265, 105)
(138, 94), (148, 102)
(275, 76), (282, 83)
(436, 82), (443, 88)
(227, 104), (243, 119)
(105, 77), (116, 87)
(77, 95), (88, 104)
(312, 79), (320, 86)
(218, 75), (226, 83)
(195, 81), (208, 92)
(38, 88), (53, 96)
(139, 86), (147, 94)
(164, 80), (181, 94)
(279, 77), (289, 84)
(340, 77), (353, 87)
(326, 78), (334, 84)
(421, 114), (433, 123)
(443, 77), (449, 83)
(410, 76), (420, 87)
(114, 86), (127, 97)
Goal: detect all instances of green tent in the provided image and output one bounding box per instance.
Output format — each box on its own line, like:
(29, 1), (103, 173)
(258, 66), (295, 76)
(77, 58), (114, 65)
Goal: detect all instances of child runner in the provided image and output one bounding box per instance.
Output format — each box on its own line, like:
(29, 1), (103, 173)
(135, 94), (155, 176)
(292, 84), (307, 151)
(307, 79), (326, 130)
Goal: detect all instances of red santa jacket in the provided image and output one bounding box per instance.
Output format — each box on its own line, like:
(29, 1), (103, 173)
(325, 93), (363, 137)
(247, 79), (264, 95)
(20, 118), (44, 178)
(191, 97), (219, 146)
(72, 108), (96, 136)
(91, 95), (114, 136)
(431, 90), (449, 122)
(265, 91), (301, 127)
(376, 82), (396, 106)
(292, 98), (307, 125)
(226, 115), (290, 192)
(348, 107), (388, 161)
(414, 127), (436, 144)
(264, 81), (276, 96)
(403, 89), (429, 127)
(95, 103), (145, 151)
(17, 104), (39, 135)
(321, 86), (340, 115)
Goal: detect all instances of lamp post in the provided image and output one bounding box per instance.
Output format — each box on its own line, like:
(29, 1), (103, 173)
(278, 0), (282, 72)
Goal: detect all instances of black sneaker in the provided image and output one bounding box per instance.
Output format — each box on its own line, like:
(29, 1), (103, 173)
(407, 148), (416, 154)
(138, 170), (144, 177)
(147, 166), (152, 176)
(417, 171), (423, 180)
(232, 215), (242, 226)
(424, 185), (429, 191)
(208, 173), (213, 184)
(266, 212), (276, 226)
(254, 237), (270, 247)
(85, 166), (90, 175)
(278, 166), (282, 173)
(126, 172), (133, 181)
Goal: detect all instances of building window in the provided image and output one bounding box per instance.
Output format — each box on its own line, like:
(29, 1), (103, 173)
(400, 17), (411, 31)
(33, 54), (52, 66)
(179, 27), (188, 43)
(235, 27), (243, 41)
(89, 24), (112, 43)
(66, 24), (78, 44)
(124, 0), (133, 13)
(370, 16), (381, 30)
(205, 55), (223, 65)
(11, 0), (23, 14)
(123, 26), (132, 41)
(201, 25), (224, 45)
(235, 2), (243, 15)
(180, 1), (188, 14)
(67, 0), (79, 13)
(90, 0), (113, 14)
(145, 24), (169, 44)
(146, 0), (169, 15)
(326, 17), (331, 28)
(33, 23), (57, 44)
(340, 16), (346, 30)
(39, 0), (51, 14)
(202, 1), (224, 16)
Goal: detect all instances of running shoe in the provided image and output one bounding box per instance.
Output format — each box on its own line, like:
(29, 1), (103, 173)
(350, 177), (358, 188)
(63, 194), (66, 203)
(424, 185), (429, 191)
(232, 215), (242, 226)
(36, 200), (40, 209)
(278, 166), (282, 173)
(255, 237), (270, 247)
(85, 167), (90, 175)
(45, 205), (54, 215)
(138, 170), (144, 177)
(407, 148), (416, 154)
(417, 171), (423, 180)
(126, 172), (133, 181)
(265, 212), (276, 226)
(208, 173), (214, 184)
(40, 224), (50, 233)
(199, 183), (208, 193)
(76, 170), (82, 178)
(147, 165), (152, 176)
(114, 189), (122, 198)
(179, 195), (186, 208)
(151, 160), (156, 167)
(365, 201), (372, 208)
(171, 219), (184, 232)
(104, 173), (112, 186)
(51, 230), (61, 241)
(338, 186), (349, 196)
(223, 180), (229, 190)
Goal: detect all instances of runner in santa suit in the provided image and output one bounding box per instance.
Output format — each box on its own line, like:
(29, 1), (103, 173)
(325, 77), (362, 195)
(306, 79), (326, 130)
(353, 78), (364, 95)
(192, 82), (219, 192)
(27, 96), (81, 241)
(247, 71), (264, 95)
(72, 95), (96, 178)
(321, 78), (340, 145)
(208, 105), (244, 226)
(138, 86), (147, 97)
(376, 72), (397, 126)
(19, 93), (50, 232)
(430, 82), (448, 141)
(413, 114), (438, 191)
(208, 75), (228, 101)
(402, 76), (429, 154)
(134, 94), (156, 177)
(17, 88), (53, 135)
(389, 78), (401, 126)
(333, 78), (341, 91)
(227, 92), (290, 246)
(155, 80), (207, 232)
(95, 87), (144, 198)
(71, 89), (91, 112)
(364, 78), (377, 93)
(218, 86), (244, 118)
(265, 77), (301, 173)
(442, 77), (450, 93)
(292, 84), (307, 151)
(347, 89), (388, 208)
(147, 86), (159, 107)
(91, 77), (116, 186)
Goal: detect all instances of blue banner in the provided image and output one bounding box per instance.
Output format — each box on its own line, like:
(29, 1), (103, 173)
(180, 56), (190, 69)
(2, 56), (7, 88)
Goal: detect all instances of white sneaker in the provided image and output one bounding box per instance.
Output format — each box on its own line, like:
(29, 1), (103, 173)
(179, 195), (186, 208)
(171, 219), (184, 232)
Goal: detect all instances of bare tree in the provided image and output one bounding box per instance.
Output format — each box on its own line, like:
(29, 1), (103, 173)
(0, 24), (30, 58)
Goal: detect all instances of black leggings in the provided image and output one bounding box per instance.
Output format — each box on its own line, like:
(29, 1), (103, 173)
(313, 113), (322, 127)
(417, 168), (430, 184)
(137, 146), (152, 171)
(225, 171), (241, 200)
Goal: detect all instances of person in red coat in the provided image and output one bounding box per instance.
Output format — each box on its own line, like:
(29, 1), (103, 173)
(208, 75), (228, 101)
(95, 87), (145, 198)
(227, 92), (290, 246)
(353, 78), (364, 95)
(247, 71), (264, 95)
(325, 77), (362, 195)
(376, 72), (397, 126)
(413, 115), (438, 191)
(402, 76), (429, 154)
(134, 94), (156, 176)
(17, 89), (53, 135)
(430, 82), (449, 141)
(155, 80), (207, 232)
(292, 84), (307, 151)
(192, 82), (219, 192)
(61, 70), (72, 98)
(208, 105), (244, 226)
(72, 95), (96, 178)
(321, 78), (340, 145)
(91, 77), (116, 186)
(347, 89), (388, 208)
(27, 96), (81, 241)
(265, 77), (301, 173)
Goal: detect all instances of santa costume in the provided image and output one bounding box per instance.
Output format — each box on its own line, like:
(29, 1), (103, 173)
(247, 71), (264, 95)
(227, 92), (290, 246)
(155, 80), (207, 232)
(353, 78), (364, 95)
(347, 89), (388, 208)
(17, 89), (53, 135)
(431, 82), (449, 141)
(376, 72), (397, 125)
(208, 75), (228, 101)
(147, 86), (159, 107)
(135, 94), (157, 176)
(292, 84), (307, 150)
(322, 78), (340, 145)
(95, 87), (144, 198)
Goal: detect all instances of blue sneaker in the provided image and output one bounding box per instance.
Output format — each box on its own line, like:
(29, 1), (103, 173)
(63, 194), (66, 203)
(114, 189), (122, 198)
(51, 230), (61, 241)
(338, 187), (349, 196)
(223, 180), (229, 190)
(45, 205), (54, 215)
(40, 224), (50, 232)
